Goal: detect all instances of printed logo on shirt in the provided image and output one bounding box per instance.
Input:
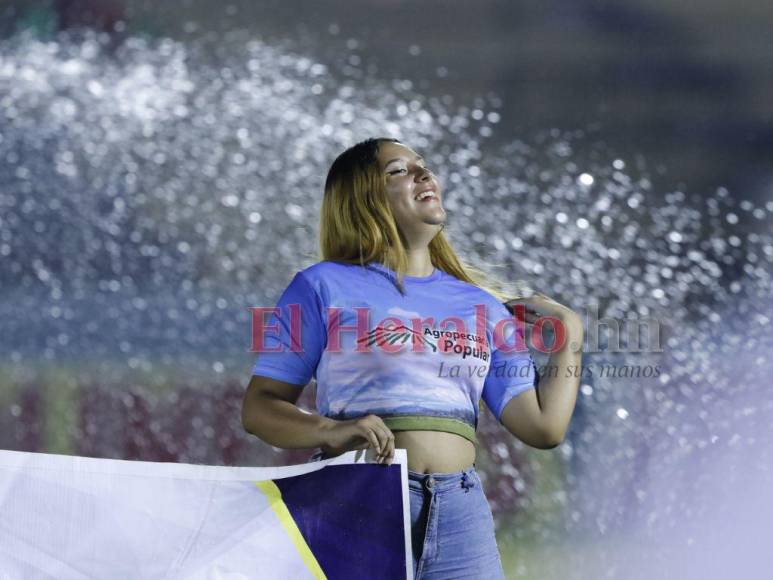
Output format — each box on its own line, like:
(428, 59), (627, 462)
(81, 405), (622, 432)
(355, 323), (490, 361)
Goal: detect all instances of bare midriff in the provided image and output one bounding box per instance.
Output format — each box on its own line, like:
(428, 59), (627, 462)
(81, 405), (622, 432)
(394, 430), (476, 474)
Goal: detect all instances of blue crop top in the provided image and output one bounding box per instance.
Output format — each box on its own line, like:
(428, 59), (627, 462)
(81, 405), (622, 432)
(251, 260), (539, 445)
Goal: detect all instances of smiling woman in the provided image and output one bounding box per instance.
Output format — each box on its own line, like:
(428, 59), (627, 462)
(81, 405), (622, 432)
(378, 142), (446, 249)
(242, 136), (583, 579)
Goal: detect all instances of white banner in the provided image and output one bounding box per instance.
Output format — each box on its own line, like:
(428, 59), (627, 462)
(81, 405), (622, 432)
(0, 449), (412, 580)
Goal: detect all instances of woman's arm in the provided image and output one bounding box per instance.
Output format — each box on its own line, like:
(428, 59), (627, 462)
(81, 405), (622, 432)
(499, 296), (584, 449)
(242, 375), (336, 449)
(242, 375), (397, 462)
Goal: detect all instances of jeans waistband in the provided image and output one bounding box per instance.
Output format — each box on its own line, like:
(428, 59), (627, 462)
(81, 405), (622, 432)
(407, 464), (478, 492)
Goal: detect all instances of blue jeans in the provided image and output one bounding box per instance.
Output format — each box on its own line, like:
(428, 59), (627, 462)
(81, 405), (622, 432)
(408, 465), (505, 579)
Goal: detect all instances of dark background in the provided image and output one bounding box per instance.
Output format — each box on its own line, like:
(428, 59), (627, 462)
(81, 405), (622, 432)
(4, 0), (772, 199)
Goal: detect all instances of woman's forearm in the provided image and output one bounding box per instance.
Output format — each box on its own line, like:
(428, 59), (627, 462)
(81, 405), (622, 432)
(242, 394), (336, 450)
(534, 318), (584, 441)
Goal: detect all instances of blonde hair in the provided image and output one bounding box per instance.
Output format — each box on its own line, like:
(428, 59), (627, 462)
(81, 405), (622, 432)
(318, 137), (527, 303)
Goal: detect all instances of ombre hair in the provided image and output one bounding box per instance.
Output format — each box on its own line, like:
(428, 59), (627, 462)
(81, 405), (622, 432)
(318, 137), (523, 302)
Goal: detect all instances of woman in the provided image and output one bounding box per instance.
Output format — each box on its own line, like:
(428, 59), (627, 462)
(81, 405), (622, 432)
(242, 138), (584, 579)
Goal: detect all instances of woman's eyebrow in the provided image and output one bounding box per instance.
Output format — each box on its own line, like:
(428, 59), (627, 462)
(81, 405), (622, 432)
(384, 155), (424, 168)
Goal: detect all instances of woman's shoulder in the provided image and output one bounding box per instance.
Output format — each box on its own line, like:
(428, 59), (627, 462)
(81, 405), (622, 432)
(292, 260), (372, 295)
(297, 260), (362, 281)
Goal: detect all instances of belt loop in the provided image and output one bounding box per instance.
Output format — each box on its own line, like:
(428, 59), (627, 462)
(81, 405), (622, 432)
(461, 471), (475, 492)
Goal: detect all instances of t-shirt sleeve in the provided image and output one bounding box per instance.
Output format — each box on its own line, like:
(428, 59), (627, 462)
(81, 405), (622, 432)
(251, 271), (327, 387)
(481, 302), (540, 422)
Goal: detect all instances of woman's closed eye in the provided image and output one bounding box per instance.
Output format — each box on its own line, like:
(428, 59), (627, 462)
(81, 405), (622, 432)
(387, 166), (432, 176)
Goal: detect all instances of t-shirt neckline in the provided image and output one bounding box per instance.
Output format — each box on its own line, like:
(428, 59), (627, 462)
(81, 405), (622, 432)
(366, 261), (442, 283)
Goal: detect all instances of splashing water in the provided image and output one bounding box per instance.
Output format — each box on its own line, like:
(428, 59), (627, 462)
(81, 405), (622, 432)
(1, 28), (772, 579)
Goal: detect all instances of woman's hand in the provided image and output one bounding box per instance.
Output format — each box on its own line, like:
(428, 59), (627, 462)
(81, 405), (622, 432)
(319, 414), (395, 465)
(505, 292), (583, 336)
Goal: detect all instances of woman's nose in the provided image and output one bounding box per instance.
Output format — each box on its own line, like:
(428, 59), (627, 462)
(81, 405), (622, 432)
(416, 167), (432, 181)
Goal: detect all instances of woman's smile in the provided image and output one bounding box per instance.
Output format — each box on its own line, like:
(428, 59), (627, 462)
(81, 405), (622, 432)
(377, 141), (446, 239)
(414, 188), (439, 202)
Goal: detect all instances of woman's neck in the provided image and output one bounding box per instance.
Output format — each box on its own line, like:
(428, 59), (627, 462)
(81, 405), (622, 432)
(404, 249), (434, 277)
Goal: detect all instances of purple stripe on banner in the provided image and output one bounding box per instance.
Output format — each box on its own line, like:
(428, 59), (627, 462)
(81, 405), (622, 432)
(273, 464), (406, 579)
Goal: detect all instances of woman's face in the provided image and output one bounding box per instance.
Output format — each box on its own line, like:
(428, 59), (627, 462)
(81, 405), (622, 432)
(377, 142), (446, 240)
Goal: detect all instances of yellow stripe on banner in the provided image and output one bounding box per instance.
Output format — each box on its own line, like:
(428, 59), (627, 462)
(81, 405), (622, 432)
(255, 480), (327, 580)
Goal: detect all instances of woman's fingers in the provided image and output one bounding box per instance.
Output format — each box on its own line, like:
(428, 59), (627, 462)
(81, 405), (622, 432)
(364, 427), (381, 454)
(384, 432), (395, 465)
(365, 426), (388, 455)
(376, 428), (395, 465)
(373, 427), (391, 462)
(350, 415), (396, 465)
(508, 301), (541, 323)
(364, 425), (393, 464)
(523, 313), (539, 325)
(353, 428), (394, 464)
(508, 293), (572, 323)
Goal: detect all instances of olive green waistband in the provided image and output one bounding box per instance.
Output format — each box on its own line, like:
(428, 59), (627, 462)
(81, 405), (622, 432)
(380, 415), (478, 446)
